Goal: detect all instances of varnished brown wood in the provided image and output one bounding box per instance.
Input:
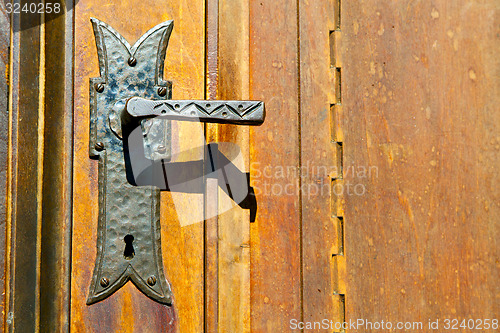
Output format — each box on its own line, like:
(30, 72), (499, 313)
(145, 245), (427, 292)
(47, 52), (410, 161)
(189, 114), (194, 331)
(3, 2), (74, 331)
(342, 0), (499, 328)
(6, 9), (44, 332)
(299, 0), (344, 328)
(0, 3), (9, 332)
(204, 0), (219, 331)
(249, 1), (302, 331)
(2, 0), (497, 331)
(204, 175), (219, 333)
(38, 2), (74, 330)
(217, 0), (251, 331)
(72, 1), (205, 331)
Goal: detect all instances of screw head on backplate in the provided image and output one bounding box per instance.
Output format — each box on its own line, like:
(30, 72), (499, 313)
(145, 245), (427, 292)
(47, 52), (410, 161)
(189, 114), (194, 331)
(158, 86), (167, 97)
(95, 83), (105, 93)
(95, 142), (104, 151)
(100, 277), (109, 287)
(128, 56), (137, 67)
(147, 276), (157, 286)
(156, 145), (167, 154)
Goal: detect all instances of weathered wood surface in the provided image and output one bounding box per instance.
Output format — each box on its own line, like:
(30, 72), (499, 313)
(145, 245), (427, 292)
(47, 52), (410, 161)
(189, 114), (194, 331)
(1, 0), (494, 331)
(0, 3), (9, 331)
(5, 22), (43, 332)
(217, 0), (251, 331)
(72, 1), (205, 331)
(204, 1), (219, 332)
(299, 0), (344, 328)
(342, 0), (499, 330)
(39, 6), (74, 331)
(2, 2), (73, 331)
(249, 1), (302, 331)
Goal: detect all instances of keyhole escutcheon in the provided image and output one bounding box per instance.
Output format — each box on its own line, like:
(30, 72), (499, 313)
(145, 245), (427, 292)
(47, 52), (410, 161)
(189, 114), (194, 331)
(124, 234), (135, 259)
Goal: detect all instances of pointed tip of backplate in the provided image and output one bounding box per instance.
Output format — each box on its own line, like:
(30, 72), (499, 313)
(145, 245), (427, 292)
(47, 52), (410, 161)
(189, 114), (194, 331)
(86, 266), (173, 306)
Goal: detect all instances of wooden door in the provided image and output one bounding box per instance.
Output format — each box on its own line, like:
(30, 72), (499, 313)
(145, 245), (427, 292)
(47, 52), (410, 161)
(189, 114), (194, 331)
(1, 0), (498, 332)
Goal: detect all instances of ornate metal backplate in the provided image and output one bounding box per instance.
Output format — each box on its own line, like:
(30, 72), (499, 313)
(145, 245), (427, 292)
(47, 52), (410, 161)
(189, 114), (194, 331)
(87, 18), (265, 306)
(87, 18), (173, 305)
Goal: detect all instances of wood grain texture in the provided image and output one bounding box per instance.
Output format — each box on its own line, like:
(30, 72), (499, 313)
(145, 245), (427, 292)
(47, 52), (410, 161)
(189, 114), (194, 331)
(3, 3), (74, 331)
(72, 1), (205, 331)
(249, 1), (302, 331)
(0, 3), (9, 331)
(6, 13), (43, 332)
(342, 0), (499, 330)
(299, 0), (343, 328)
(39, 4), (74, 330)
(204, 1), (219, 331)
(217, 0), (251, 331)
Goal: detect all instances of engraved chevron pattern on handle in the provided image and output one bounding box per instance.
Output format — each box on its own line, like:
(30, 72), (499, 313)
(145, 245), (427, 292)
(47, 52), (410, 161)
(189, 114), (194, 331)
(126, 97), (265, 125)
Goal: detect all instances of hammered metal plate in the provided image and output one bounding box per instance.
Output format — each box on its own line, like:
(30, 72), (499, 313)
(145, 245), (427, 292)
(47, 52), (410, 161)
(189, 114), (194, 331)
(87, 18), (173, 305)
(87, 18), (265, 306)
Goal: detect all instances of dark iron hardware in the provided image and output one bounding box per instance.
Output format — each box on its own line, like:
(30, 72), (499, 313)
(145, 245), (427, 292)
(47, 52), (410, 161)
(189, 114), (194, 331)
(125, 97), (264, 126)
(87, 18), (265, 306)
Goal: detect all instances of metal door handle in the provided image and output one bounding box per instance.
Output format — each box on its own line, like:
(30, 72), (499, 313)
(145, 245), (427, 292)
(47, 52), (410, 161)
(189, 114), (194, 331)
(124, 97), (265, 125)
(86, 18), (264, 306)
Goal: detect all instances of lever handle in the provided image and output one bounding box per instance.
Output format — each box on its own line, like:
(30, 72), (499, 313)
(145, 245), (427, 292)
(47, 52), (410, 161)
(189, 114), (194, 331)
(125, 97), (265, 126)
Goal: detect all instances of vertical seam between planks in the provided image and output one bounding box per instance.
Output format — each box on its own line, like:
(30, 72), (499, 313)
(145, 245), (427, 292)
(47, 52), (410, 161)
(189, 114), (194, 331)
(203, 0), (207, 329)
(35, 9), (46, 333)
(203, 2), (208, 331)
(65, 2), (76, 329)
(296, 0), (304, 329)
(330, 0), (345, 330)
(204, 0), (219, 331)
(7, 9), (21, 331)
(5, 8), (14, 331)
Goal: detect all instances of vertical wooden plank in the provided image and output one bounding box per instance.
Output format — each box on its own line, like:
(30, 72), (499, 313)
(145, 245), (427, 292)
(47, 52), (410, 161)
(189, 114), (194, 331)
(6, 7), (43, 332)
(342, 0), (499, 328)
(0, 3), (9, 331)
(249, 1), (301, 331)
(4, 2), (74, 331)
(162, 125), (205, 332)
(72, 1), (205, 332)
(217, 0), (251, 331)
(39, 1), (74, 330)
(204, 161), (219, 333)
(204, 1), (219, 332)
(299, 0), (342, 328)
(161, 121), (205, 333)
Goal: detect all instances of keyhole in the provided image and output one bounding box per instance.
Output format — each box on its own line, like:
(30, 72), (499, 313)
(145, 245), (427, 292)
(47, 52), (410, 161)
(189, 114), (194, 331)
(124, 234), (135, 260)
